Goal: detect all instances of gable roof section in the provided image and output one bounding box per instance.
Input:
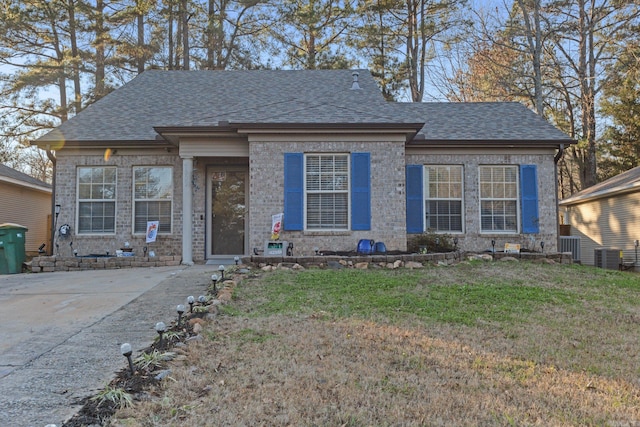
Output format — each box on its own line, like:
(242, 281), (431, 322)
(406, 102), (573, 146)
(560, 166), (640, 206)
(34, 69), (419, 146)
(0, 164), (52, 193)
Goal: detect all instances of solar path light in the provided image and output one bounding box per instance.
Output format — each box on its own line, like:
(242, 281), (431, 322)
(121, 343), (135, 375)
(187, 295), (195, 313)
(211, 274), (219, 295)
(155, 321), (166, 349)
(176, 304), (185, 326)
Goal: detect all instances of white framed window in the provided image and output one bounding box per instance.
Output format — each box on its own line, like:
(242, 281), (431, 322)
(479, 165), (518, 232)
(424, 165), (463, 232)
(305, 154), (349, 230)
(133, 166), (173, 234)
(77, 166), (116, 234)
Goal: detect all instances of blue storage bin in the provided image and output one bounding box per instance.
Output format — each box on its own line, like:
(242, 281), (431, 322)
(374, 241), (387, 254)
(357, 239), (375, 255)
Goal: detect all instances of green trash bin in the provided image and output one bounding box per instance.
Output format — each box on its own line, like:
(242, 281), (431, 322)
(0, 223), (28, 274)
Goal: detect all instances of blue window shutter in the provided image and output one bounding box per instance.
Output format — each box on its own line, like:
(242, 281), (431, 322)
(406, 165), (424, 233)
(284, 153), (304, 231)
(520, 164), (539, 233)
(351, 152), (371, 230)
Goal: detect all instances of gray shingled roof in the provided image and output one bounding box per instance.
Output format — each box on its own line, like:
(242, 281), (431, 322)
(0, 163), (51, 190)
(34, 69), (572, 145)
(560, 166), (640, 205)
(36, 69), (400, 143)
(404, 102), (573, 142)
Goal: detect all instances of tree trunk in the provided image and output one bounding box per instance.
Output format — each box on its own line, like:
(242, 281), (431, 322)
(94, 0), (107, 98)
(207, 0), (215, 69)
(137, 5), (145, 74)
(68, 0), (82, 114)
(168, 0), (175, 70)
(182, 0), (189, 70)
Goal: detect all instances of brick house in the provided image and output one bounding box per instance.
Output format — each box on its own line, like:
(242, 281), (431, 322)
(32, 69), (573, 264)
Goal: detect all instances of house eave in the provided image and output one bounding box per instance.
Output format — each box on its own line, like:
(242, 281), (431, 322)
(0, 176), (52, 194)
(407, 138), (574, 149)
(560, 181), (640, 206)
(31, 139), (173, 150)
(155, 122), (424, 143)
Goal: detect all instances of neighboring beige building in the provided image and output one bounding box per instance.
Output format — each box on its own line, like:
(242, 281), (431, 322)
(560, 166), (640, 268)
(32, 69), (573, 263)
(0, 164), (52, 254)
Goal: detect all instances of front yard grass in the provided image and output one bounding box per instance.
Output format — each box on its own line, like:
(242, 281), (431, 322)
(112, 261), (640, 426)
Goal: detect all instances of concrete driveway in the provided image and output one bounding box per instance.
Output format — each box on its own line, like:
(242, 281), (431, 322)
(0, 265), (212, 427)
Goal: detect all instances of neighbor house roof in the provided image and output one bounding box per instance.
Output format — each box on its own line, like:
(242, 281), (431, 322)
(0, 164), (51, 193)
(560, 166), (640, 206)
(32, 69), (573, 148)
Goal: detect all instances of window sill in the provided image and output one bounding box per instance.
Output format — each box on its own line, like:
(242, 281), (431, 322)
(303, 230), (351, 236)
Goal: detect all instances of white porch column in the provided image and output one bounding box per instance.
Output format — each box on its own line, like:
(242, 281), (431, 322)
(181, 156), (194, 265)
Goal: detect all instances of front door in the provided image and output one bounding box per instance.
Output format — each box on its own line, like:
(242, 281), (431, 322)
(206, 167), (248, 257)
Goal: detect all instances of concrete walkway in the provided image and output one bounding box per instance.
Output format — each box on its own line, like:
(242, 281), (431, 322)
(0, 265), (214, 427)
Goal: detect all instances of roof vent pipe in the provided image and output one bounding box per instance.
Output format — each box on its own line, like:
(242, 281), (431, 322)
(351, 71), (361, 90)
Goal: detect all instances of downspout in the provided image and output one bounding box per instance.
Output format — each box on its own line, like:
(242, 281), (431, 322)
(554, 144), (565, 252)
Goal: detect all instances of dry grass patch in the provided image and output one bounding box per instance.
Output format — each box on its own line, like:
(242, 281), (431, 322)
(111, 262), (640, 426)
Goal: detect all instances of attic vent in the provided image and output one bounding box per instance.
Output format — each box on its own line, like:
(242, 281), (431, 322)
(351, 71), (361, 90)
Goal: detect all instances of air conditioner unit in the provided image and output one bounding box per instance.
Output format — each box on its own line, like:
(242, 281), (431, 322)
(559, 236), (581, 262)
(594, 248), (620, 270)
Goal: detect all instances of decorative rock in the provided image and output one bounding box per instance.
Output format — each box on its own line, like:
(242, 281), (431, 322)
(339, 259), (348, 266)
(404, 261), (423, 269)
(354, 262), (369, 269)
(186, 335), (204, 343)
(155, 369), (172, 380)
(261, 265), (274, 272)
(468, 254), (493, 262)
(238, 268), (251, 274)
(292, 263), (305, 270)
(386, 262), (395, 269)
(193, 323), (203, 334)
(393, 260), (403, 269)
(327, 260), (344, 269)
(189, 318), (205, 326)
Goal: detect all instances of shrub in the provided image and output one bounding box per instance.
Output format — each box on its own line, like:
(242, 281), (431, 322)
(407, 230), (456, 253)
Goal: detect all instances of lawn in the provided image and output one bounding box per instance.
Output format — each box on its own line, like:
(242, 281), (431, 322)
(112, 261), (640, 426)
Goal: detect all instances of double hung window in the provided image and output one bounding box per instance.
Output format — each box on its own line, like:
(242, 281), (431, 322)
(133, 167), (173, 233)
(77, 167), (116, 234)
(305, 154), (349, 230)
(424, 165), (463, 232)
(479, 165), (518, 232)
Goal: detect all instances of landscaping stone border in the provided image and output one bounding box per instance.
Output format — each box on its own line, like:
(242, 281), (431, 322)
(244, 251), (573, 269)
(29, 255), (181, 272)
(28, 252), (572, 273)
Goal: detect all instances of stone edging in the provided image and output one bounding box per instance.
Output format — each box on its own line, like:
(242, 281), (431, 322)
(27, 252), (573, 273)
(29, 255), (181, 272)
(244, 251), (573, 269)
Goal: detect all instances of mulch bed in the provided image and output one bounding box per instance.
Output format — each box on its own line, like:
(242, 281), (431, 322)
(62, 313), (202, 426)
